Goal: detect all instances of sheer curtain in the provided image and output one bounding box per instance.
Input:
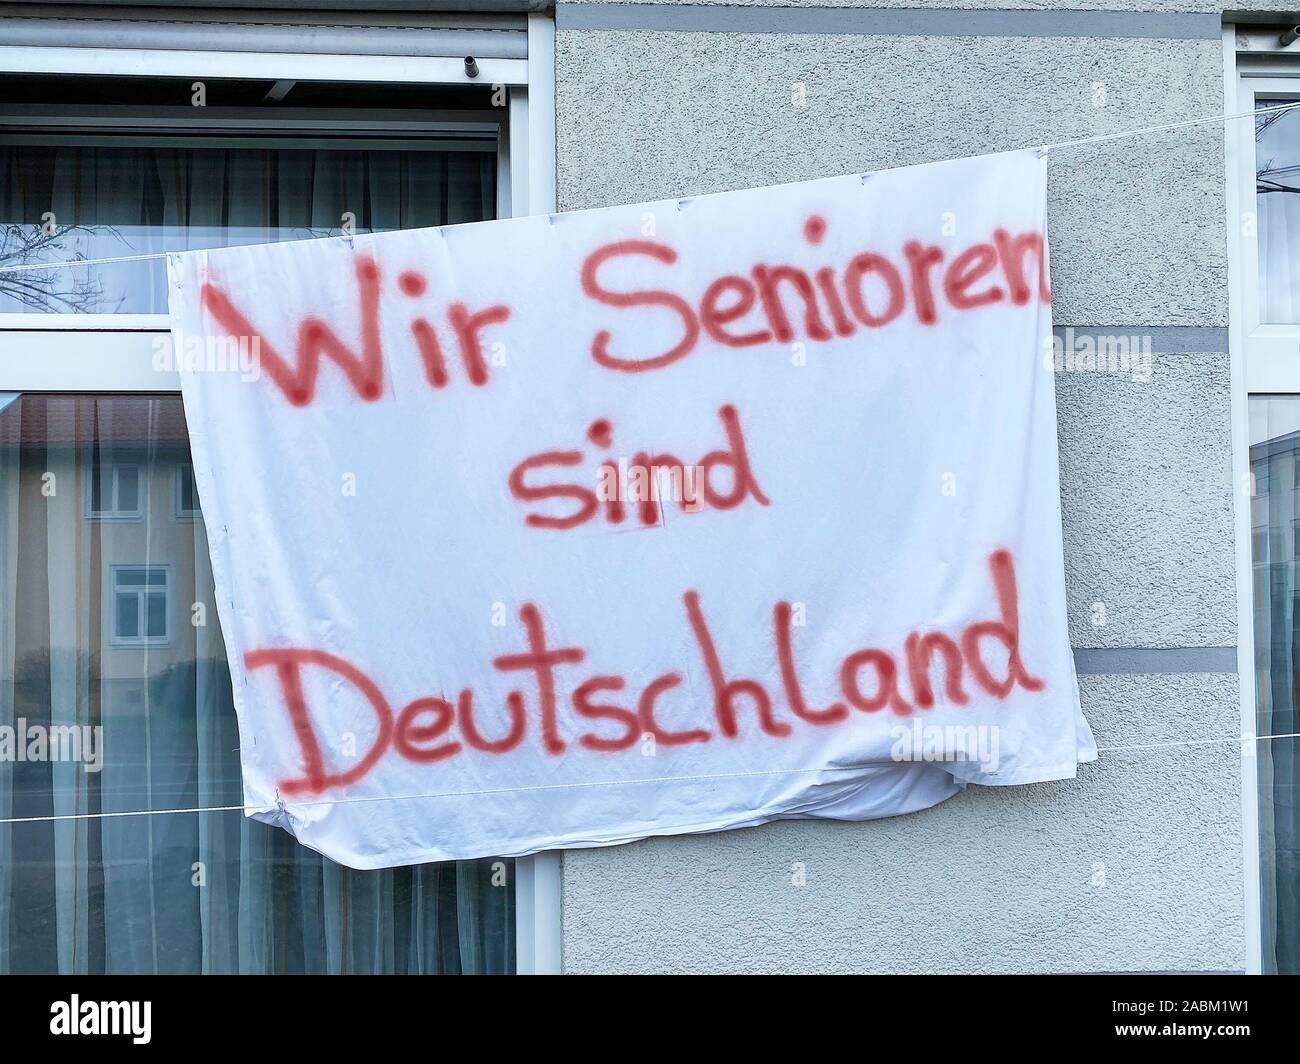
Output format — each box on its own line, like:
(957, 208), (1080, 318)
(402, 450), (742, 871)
(0, 395), (514, 973)
(0, 141), (496, 315)
(1257, 192), (1300, 323)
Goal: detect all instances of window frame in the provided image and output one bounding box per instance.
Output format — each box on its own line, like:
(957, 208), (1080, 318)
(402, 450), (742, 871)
(0, 11), (562, 974)
(1229, 62), (1300, 391)
(0, 42), (526, 89)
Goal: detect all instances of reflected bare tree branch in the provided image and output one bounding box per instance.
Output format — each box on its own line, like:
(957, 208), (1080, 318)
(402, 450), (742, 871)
(0, 224), (116, 313)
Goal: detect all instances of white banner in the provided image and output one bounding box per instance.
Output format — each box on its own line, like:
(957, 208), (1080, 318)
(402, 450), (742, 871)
(168, 148), (1096, 869)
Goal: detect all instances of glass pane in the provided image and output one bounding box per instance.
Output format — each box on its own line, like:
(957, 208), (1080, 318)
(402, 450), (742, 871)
(0, 141), (497, 315)
(144, 590), (166, 639)
(115, 591), (139, 639)
(115, 465), (139, 513)
(179, 465), (197, 513)
(1256, 101), (1300, 324)
(0, 395), (514, 972)
(89, 461), (105, 513)
(1249, 395), (1300, 974)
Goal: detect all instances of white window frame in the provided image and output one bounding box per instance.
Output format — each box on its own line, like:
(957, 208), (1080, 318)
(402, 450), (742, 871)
(83, 459), (143, 521)
(1222, 23), (1300, 976)
(1229, 38), (1300, 391)
(0, 11), (562, 975)
(0, 44), (525, 90)
(107, 562), (173, 648)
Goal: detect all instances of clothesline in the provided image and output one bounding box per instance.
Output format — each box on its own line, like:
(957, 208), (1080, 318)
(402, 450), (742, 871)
(1, 97), (1297, 278)
(1, 730), (1295, 825)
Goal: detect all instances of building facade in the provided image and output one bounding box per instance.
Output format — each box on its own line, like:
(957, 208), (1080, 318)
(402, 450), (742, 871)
(0, 0), (1296, 973)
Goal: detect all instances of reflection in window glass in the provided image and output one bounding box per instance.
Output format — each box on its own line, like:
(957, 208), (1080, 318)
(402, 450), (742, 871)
(1257, 102), (1300, 324)
(0, 395), (514, 973)
(1249, 395), (1300, 973)
(176, 464), (199, 517)
(0, 140), (496, 315)
(116, 465), (140, 512)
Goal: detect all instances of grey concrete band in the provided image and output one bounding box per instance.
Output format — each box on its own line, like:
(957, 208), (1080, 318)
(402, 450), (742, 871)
(1052, 326), (1228, 354)
(1073, 647), (1238, 675)
(556, 5), (1222, 41)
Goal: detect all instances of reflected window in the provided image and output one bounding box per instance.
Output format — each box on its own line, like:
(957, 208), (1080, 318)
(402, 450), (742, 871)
(85, 460), (140, 520)
(110, 565), (170, 647)
(174, 464), (199, 520)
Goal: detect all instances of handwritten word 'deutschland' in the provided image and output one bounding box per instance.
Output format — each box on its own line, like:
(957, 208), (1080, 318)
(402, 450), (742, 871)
(249, 550), (1044, 798)
(197, 218), (1050, 406)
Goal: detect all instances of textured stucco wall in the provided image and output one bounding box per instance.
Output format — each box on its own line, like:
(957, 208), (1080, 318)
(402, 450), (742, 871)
(555, 33), (1227, 325)
(561, 673), (1240, 973)
(564, 0), (1296, 15)
(553, 10), (1243, 972)
(1058, 352), (1236, 649)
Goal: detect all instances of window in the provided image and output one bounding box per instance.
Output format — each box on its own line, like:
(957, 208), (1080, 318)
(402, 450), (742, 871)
(84, 460), (141, 520)
(0, 76), (503, 324)
(0, 8), (560, 969)
(109, 564), (171, 646)
(1, 130), (497, 317)
(1232, 28), (1300, 976)
(1231, 35), (1300, 389)
(1255, 103), (1300, 325)
(3, 394), (516, 973)
(174, 464), (200, 519)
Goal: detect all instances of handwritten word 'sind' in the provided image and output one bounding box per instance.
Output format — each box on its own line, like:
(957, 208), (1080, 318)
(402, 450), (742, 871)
(509, 406), (769, 530)
(250, 550), (1044, 797)
(197, 220), (1050, 407)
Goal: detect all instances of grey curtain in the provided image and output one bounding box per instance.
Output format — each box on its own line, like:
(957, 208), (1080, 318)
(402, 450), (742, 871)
(0, 141), (496, 314)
